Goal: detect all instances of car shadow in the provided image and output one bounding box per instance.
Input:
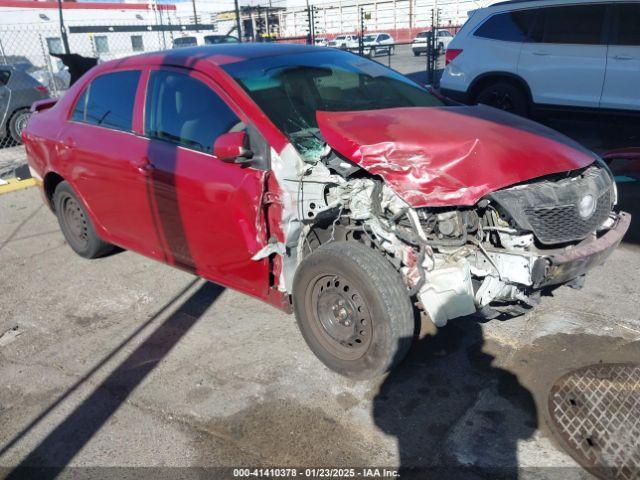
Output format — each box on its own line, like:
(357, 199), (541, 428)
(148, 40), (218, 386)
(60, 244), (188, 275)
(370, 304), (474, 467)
(373, 315), (537, 478)
(3, 279), (224, 479)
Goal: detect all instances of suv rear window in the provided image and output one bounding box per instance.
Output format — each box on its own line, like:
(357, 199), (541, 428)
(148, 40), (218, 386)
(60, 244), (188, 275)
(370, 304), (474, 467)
(474, 10), (537, 42)
(530, 5), (607, 45)
(71, 70), (140, 132)
(613, 4), (640, 46)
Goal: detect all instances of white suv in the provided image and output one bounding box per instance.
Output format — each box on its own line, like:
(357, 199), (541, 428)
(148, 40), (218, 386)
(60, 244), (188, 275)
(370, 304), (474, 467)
(439, 0), (640, 117)
(412, 29), (454, 56)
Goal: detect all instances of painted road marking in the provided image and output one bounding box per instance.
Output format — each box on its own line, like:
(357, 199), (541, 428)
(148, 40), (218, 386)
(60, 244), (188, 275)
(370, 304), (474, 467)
(0, 178), (36, 195)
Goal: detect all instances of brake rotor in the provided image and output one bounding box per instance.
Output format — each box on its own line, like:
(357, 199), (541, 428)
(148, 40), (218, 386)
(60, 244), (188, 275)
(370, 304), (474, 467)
(547, 363), (640, 480)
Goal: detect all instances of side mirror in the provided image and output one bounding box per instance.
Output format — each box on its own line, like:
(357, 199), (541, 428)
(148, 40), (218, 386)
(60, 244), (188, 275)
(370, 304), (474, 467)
(214, 131), (254, 165)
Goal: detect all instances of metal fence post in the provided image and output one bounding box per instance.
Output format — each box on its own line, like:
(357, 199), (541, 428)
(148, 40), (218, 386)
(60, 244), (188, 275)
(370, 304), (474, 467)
(38, 33), (58, 97)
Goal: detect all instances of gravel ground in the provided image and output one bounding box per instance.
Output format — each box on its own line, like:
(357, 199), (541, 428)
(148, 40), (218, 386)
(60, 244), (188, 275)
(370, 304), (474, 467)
(0, 181), (639, 479)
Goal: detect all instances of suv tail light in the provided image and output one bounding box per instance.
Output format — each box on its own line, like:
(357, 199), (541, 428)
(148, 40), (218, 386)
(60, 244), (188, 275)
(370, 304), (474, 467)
(35, 85), (49, 94)
(445, 48), (463, 65)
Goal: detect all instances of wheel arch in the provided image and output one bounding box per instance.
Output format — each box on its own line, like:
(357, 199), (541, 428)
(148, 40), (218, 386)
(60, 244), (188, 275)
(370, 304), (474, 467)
(468, 72), (533, 104)
(43, 171), (65, 210)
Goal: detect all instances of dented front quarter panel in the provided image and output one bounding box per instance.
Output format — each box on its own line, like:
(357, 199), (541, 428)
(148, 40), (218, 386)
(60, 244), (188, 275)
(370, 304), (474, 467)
(316, 106), (598, 207)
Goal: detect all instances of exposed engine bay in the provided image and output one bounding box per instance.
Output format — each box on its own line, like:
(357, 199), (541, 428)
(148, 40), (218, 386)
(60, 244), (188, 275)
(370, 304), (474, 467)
(258, 139), (627, 327)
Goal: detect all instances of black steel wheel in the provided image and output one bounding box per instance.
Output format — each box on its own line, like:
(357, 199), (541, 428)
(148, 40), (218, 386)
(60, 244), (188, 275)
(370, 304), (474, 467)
(53, 181), (114, 258)
(8, 109), (31, 144)
(293, 241), (415, 379)
(476, 82), (528, 117)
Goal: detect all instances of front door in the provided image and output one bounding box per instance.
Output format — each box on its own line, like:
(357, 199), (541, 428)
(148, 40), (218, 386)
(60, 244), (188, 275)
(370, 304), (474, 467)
(141, 67), (270, 297)
(518, 4), (608, 108)
(600, 3), (640, 111)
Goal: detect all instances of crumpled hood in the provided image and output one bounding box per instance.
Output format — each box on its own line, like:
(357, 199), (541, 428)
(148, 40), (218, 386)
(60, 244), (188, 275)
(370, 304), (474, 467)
(316, 106), (597, 207)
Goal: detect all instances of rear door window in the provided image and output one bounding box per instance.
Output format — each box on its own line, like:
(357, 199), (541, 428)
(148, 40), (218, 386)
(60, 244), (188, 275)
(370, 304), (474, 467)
(530, 5), (607, 44)
(474, 10), (537, 42)
(144, 70), (241, 154)
(612, 3), (640, 46)
(72, 70), (140, 131)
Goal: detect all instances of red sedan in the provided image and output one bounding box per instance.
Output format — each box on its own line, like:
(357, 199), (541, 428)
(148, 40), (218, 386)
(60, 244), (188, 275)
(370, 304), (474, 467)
(24, 44), (630, 378)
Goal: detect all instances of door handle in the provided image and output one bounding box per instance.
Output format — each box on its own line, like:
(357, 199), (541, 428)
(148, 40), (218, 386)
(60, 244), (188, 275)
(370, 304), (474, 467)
(532, 51), (550, 56)
(62, 137), (75, 148)
(614, 55), (634, 61)
(134, 157), (155, 176)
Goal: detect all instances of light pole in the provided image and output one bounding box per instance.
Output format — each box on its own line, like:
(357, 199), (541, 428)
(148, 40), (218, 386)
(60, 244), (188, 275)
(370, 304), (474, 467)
(234, 0), (242, 42)
(57, 0), (70, 54)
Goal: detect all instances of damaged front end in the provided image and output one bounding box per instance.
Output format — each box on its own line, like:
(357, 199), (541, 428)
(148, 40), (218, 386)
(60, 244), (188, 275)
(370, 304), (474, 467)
(259, 107), (629, 327)
(284, 154), (628, 326)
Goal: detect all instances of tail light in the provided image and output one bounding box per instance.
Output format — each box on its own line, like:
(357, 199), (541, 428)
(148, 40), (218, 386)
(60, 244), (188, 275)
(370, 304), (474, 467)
(445, 48), (463, 65)
(35, 85), (49, 94)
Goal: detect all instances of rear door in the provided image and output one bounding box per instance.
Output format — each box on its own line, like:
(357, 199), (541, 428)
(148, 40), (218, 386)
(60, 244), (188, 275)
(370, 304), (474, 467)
(141, 67), (270, 297)
(518, 4), (608, 108)
(600, 2), (640, 111)
(61, 69), (163, 258)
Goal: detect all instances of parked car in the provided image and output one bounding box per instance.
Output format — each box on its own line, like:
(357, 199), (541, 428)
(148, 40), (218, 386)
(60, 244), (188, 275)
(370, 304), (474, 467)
(24, 44), (629, 379)
(412, 29), (454, 56)
(172, 34), (239, 48)
(314, 37), (328, 47)
(362, 32), (395, 56)
(1, 65), (49, 145)
(328, 34), (359, 50)
(440, 0), (640, 117)
(30, 66), (70, 93)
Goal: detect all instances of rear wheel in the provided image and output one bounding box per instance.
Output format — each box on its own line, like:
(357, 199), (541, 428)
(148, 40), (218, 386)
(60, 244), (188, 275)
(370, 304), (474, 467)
(293, 241), (415, 379)
(53, 181), (114, 258)
(413, 50), (420, 56)
(8, 109), (31, 144)
(476, 82), (528, 117)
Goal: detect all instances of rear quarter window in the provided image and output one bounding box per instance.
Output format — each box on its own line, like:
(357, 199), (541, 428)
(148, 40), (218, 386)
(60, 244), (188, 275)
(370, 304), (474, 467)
(71, 70), (140, 132)
(474, 10), (537, 42)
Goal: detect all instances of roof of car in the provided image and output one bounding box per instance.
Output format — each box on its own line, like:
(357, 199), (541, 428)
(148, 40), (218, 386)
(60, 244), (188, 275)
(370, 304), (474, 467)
(120, 43), (321, 68)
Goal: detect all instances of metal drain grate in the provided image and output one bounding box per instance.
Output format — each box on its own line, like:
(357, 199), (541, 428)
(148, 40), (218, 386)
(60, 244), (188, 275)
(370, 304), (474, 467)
(548, 363), (640, 480)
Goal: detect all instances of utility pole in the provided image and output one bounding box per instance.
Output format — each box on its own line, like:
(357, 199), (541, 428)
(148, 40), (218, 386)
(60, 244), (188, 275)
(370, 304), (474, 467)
(234, 0), (242, 42)
(57, 0), (70, 54)
(191, 0), (198, 28)
(305, 0), (312, 45)
(359, 7), (363, 55)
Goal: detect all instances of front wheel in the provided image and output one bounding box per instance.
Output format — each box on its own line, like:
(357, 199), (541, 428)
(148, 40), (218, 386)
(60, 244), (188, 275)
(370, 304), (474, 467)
(293, 242), (415, 379)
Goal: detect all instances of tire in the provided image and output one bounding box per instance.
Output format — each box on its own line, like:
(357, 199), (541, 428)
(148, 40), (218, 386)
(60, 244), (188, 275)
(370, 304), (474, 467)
(371, 47), (377, 57)
(476, 82), (529, 117)
(53, 181), (114, 259)
(293, 241), (415, 379)
(8, 109), (31, 144)
(413, 50), (420, 57)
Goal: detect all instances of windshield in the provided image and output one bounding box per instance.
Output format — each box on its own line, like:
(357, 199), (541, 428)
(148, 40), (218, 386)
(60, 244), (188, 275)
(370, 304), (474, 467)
(223, 50), (443, 159)
(335, 36), (346, 40)
(416, 31), (428, 38)
(363, 35), (376, 42)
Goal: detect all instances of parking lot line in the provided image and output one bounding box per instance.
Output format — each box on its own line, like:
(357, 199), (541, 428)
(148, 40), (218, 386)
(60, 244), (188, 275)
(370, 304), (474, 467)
(0, 178), (36, 195)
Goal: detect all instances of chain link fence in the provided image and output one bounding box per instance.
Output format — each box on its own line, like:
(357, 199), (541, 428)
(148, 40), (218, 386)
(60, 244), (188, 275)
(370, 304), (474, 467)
(0, 0), (470, 151)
